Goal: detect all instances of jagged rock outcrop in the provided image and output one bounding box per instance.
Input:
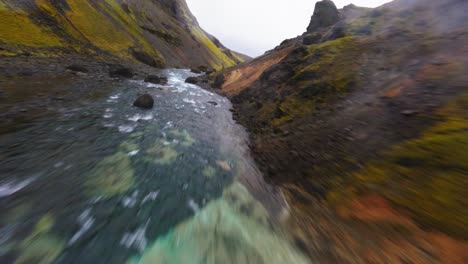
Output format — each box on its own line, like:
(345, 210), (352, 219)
(306, 0), (340, 32)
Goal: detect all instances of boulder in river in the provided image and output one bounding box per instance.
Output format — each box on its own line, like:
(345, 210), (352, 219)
(110, 67), (134, 78)
(133, 94), (154, 109)
(185, 77), (199, 84)
(144, 75), (168, 85)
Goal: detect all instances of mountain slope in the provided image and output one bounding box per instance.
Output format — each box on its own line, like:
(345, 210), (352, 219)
(0, 0), (249, 69)
(211, 0), (468, 262)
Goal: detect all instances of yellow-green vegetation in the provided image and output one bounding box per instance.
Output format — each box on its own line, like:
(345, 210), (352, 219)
(100, 0), (162, 59)
(16, 214), (65, 264)
(35, 0), (91, 53)
(191, 27), (237, 70)
(271, 37), (361, 126)
(64, 0), (133, 55)
(0, 7), (63, 47)
(330, 95), (468, 239)
(86, 152), (135, 198)
(0, 1), (8, 10)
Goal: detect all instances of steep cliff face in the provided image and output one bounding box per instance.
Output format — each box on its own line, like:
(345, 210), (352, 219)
(211, 0), (468, 262)
(0, 0), (248, 69)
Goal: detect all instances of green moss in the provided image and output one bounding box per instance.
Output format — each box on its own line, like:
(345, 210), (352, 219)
(65, 0), (134, 55)
(0, 50), (17, 56)
(334, 95), (468, 239)
(190, 26), (237, 70)
(16, 214), (65, 264)
(271, 37), (361, 126)
(100, 0), (164, 62)
(85, 152), (135, 198)
(0, 9), (63, 47)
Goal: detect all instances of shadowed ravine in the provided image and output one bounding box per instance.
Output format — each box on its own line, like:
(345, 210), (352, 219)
(0, 69), (308, 263)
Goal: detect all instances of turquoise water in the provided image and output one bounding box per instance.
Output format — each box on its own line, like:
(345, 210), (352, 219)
(0, 69), (309, 263)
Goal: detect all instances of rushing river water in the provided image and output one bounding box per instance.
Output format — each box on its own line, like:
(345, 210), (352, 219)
(0, 69), (309, 263)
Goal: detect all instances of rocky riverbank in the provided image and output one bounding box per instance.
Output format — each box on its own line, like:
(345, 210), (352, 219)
(207, 0), (468, 262)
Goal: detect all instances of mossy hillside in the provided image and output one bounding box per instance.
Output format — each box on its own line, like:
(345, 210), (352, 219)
(34, 0), (91, 53)
(328, 95), (468, 240)
(0, 0), (245, 68)
(0, 6), (63, 47)
(190, 26), (237, 70)
(101, 0), (163, 61)
(63, 0), (134, 55)
(270, 37), (362, 126)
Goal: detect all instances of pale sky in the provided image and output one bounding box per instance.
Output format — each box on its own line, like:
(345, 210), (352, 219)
(186, 0), (391, 57)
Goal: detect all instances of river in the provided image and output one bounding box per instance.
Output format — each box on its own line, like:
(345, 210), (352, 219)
(0, 69), (309, 263)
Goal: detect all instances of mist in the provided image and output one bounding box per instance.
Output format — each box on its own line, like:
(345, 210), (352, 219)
(187, 0), (391, 57)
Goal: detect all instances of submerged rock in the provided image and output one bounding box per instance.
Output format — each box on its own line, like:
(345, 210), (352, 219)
(85, 152), (135, 198)
(146, 145), (178, 165)
(168, 129), (195, 147)
(185, 76), (199, 84)
(129, 183), (309, 264)
(144, 75), (168, 84)
(133, 94), (154, 109)
(306, 0), (340, 32)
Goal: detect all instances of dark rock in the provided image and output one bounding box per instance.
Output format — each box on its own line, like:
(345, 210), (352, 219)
(326, 22), (347, 40)
(110, 67), (134, 78)
(303, 33), (322, 45)
(212, 74), (225, 89)
(130, 48), (164, 68)
(306, 0), (340, 32)
(133, 94), (154, 109)
(66, 65), (88, 73)
(198, 65), (209, 72)
(400, 109), (418, 116)
(207, 101), (218, 106)
(18, 71), (34, 76)
(144, 75), (168, 84)
(190, 68), (202, 74)
(185, 77), (199, 84)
